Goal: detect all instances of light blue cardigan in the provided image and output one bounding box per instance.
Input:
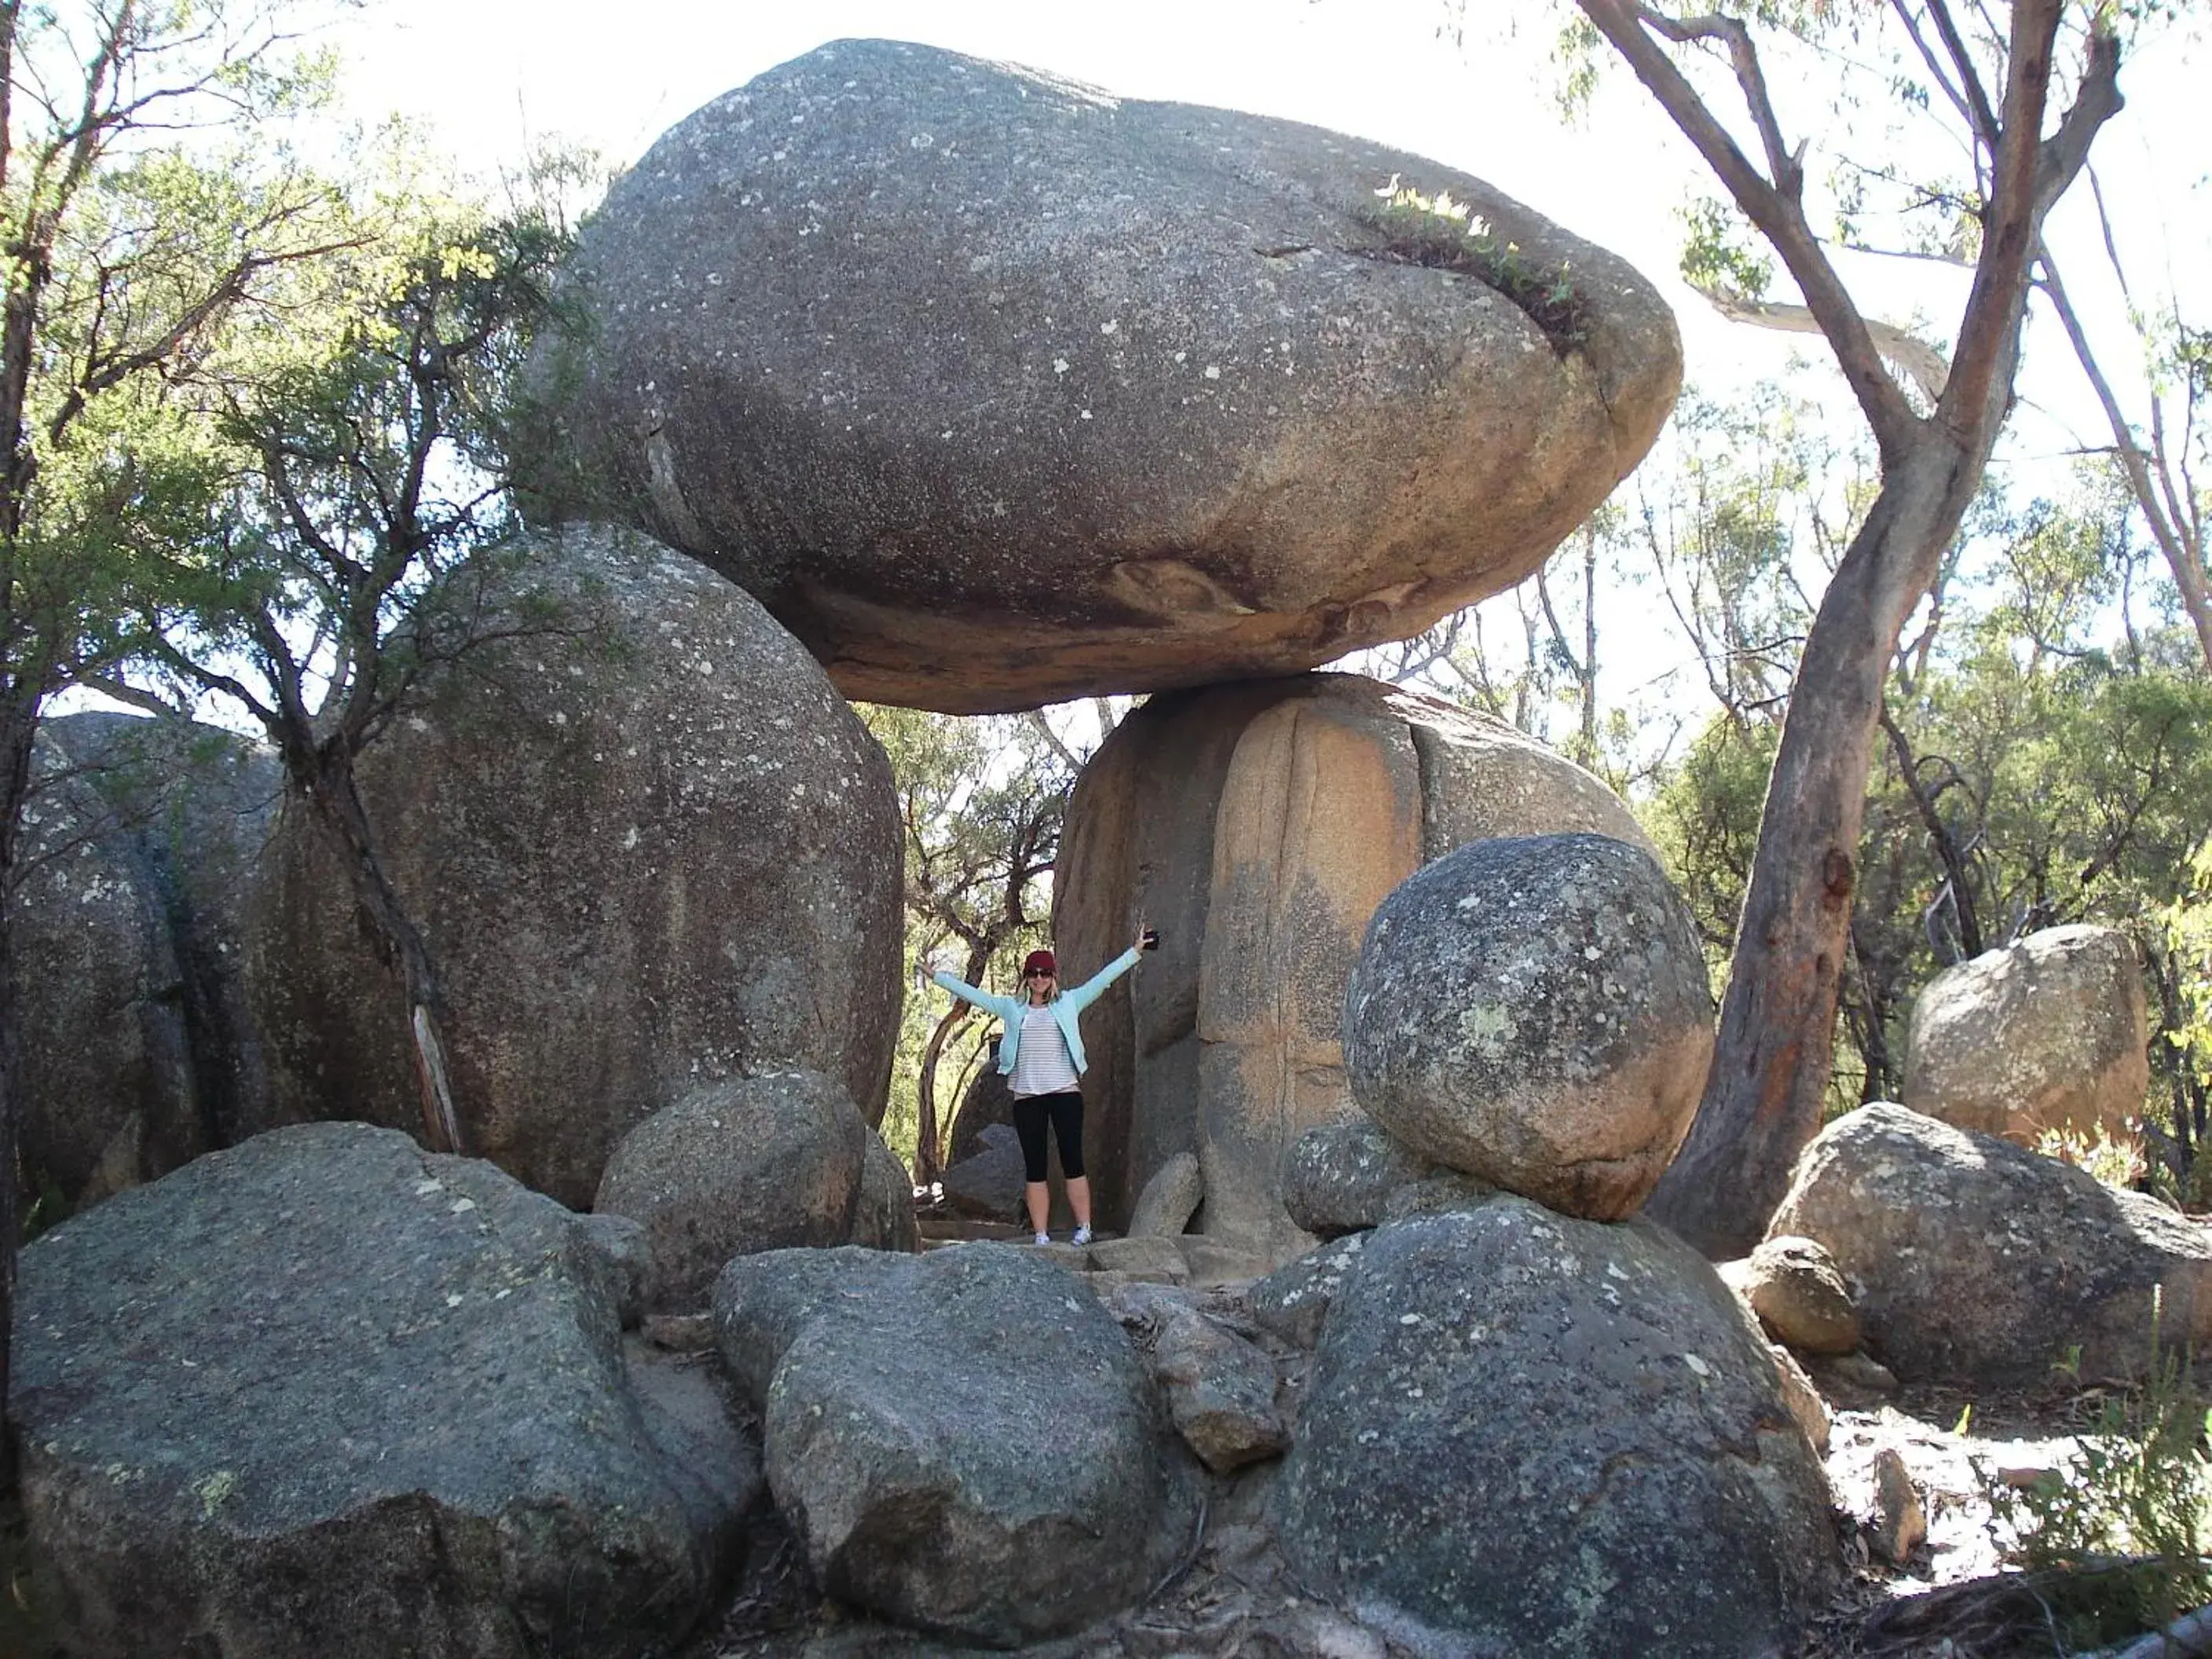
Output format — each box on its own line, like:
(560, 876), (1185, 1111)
(932, 947), (1144, 1080)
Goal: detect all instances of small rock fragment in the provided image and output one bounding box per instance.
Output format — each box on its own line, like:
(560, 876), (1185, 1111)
(1151, 1306), (1289, 1474)
(1743, 1235), (1861, 1356)
(1870, 1448), (1927, 1564)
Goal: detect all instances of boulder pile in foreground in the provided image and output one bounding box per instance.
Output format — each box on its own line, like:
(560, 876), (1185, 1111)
(11, 1123), (754, 1658)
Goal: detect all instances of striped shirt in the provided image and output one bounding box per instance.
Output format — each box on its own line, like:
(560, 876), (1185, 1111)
(1009, 1005), (1079, 1097)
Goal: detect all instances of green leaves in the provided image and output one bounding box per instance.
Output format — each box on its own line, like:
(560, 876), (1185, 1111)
(1639, 429), (2212, 1116)
(1679, 196), (1775, 302)
(1982, 1295), (2212, 1646)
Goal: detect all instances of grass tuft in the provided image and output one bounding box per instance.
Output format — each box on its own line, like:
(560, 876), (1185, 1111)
(1352, 177), (1591, 355)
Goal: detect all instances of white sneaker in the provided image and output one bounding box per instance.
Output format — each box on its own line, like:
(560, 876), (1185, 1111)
(1071, 1225), (1093, 1247)
(1033, 1231), (1051, 1246)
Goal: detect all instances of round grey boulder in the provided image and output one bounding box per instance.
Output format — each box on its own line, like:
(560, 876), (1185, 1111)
(11, 1122), (754, 1657)
(1282, 1108), (1441, 1238)
(245, 523), (902, 1208)
(1343, 833), (1714, 1220)
(1274, 1199), (1840, 1658)
(1904, 923), (2148, 1144)
(713, 1243), (1192, 1646)
(593, 1070), (873, 1309)
(1056, 674), (1655, 1258)
(525, 40), (1680, 713)
(1771, 1103), (2212, 1387)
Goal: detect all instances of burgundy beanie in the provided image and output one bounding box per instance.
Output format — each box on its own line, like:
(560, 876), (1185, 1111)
(1021, 949), (1057, 978)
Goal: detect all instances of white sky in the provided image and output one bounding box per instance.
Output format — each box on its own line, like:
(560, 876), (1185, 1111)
(316, 1), (2207, 743)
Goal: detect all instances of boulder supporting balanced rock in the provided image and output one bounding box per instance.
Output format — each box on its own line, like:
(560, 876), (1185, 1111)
(1343, 833), (1715, 1220)
(1769, 1103), (2212, 1386)
(245, 524), (901, 1207)
(592, 1070), (873, 1309)
(527, 40), (1680, 714)
(11, 1122), (753, 1658)
(1904, 924), (2149, 1144)
(1275, 1199), (1840, 1658)
(1282, 1108), (1445, 1238)
(1055, 673), (1654, 1258)
(713, 1243), (1192, 1646)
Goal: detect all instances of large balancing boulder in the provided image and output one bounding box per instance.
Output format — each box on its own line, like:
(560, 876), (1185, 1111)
(10, 1122), (753, 1657)
(592, 1069), (880, 1310)
(245, 524), (902, 1207)
(525, 39), (1681, 712)
(1769, 1103), (2212, 1386)
(16, 713), (277, 1206)
(714, 1243), (1191, 1646)
(1344, 832), (1713, 1220)
(1055, 673), (1651, 1258)
(1904, 924), (2149, 1144)
(1275, 1199), (1840, 1658)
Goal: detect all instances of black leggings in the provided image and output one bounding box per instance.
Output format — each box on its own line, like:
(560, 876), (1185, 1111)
(1011, 1091), (1085, 1182)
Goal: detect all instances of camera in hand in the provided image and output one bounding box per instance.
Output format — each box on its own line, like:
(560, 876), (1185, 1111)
(1141, 928), (1160, 951)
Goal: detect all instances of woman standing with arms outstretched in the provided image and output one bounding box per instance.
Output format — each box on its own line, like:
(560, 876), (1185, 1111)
(931, 930), (1153, 1244)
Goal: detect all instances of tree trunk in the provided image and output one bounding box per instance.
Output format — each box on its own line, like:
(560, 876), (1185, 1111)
(914, 1003), (969, 1187)
(1646, 441), (1978, 1256)
(305, 759), (465, 1155)
(0, 677), (43, 1485)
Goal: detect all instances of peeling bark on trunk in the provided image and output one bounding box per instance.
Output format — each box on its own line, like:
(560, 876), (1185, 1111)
(304, 760), (465, 1155)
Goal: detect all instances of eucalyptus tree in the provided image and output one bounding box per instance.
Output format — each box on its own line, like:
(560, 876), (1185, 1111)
(125, 203), (570, 1157)
(0, 0), (346, 1467)
(1646, 455), (2212, 1152)
(1559, 0), (2129, 1254)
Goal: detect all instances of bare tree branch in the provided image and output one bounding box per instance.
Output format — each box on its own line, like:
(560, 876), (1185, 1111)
(1690, 279), (1952, 402)
(2036, 240), (2212, 668)
(1921, 0), (2002, 152)
(64, 670), (184, 717)
(1577, 0), (1921, 455)
(1941, 7), (2120, 443)
(1024, 709), (1080, 771)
